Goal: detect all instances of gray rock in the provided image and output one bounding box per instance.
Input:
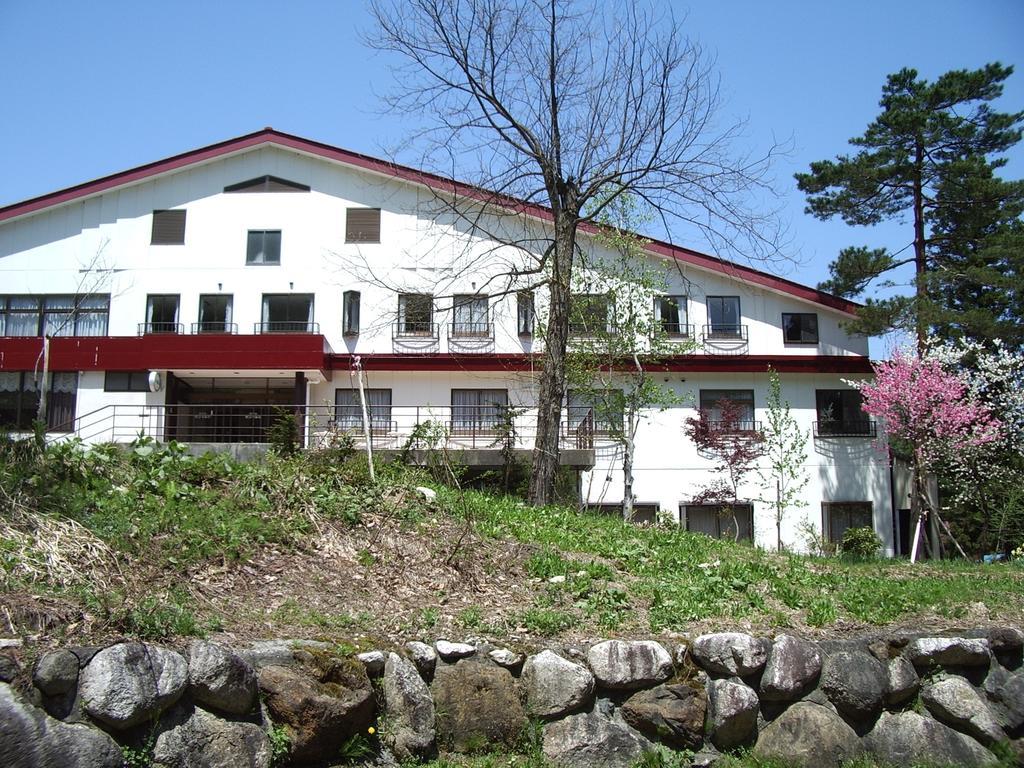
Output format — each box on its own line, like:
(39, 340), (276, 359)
(382, 652), (435, 761)
(922, 676), (1005, 746)
(0, 652), (20, 683)
(906, 637), (991, 668)
(884, 656), (920, 707)
(988, 627), (1024, 655)
(435, 640), (476, 661)
(152, 703), (271, 768)
(80, 643), (188, 729)
(866, 710), (998, 767)
(431, 658), (526, 752)
(586, 640), (672, 690)
(33, 650), (79, 696)
(0, 682), (122, 767)
(692, 633), (769, 677)
(986, 669), (1024, 731)
(707, 678), (759, 750)
(543, 705), (652, 768)
(187, 641), (258, 716)
(759, 635), (821, 701)
(357, 651), (387, 678)
(487, 648), (524, 669)
(237, 640), (295, 669)
(820, 650), (886, 721)
(521, 650), (595, 719)
(405, 641), (438, 679)
(754, 701), (863, 767)
(621, 683), (706, 750)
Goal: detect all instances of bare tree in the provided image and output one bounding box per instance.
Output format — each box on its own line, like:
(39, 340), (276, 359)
(367, 0), (785, 504)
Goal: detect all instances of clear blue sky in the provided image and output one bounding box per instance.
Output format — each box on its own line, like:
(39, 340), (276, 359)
(2, 0), (1021, 353)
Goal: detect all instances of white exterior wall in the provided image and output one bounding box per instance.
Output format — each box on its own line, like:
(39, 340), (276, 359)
(1, 142), (889, 554)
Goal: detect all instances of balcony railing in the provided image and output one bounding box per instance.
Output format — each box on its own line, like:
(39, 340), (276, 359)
(253, 321), (320, 334)
(708, 419), (763, 434)
(701, 324), (748, 341)
(813, 420), (877, 438)
(655, 322), (694, 338)
(569, 322), (616, 337)
(393, 322), (439, 339)
(138, 322), (184, 335)
(450, 322), (494, 339)
(191, 322), (239, 334)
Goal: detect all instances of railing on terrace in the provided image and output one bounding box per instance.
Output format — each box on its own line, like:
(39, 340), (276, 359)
(392, 322), (440, 339)
(253, 321), (320, 334)
(191, 322), (239, 334)
(61, 403), (610, 451)
(701, 324), (748, 342)
(138, 322), (184, 335)
(449, 322), (494, 339)
(813, 420), (877, 438)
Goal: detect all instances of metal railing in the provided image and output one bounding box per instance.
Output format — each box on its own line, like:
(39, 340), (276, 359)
(656, 322), (694, 338)
(449, 322), (494, 339)
(393, 321), (439, 339)
(138, 322), (184, 335)
(253, 321), (320, 334)
(708, 419), (763, 434)
(60, 403), (610, 452)
(191, 322), (239, 334)
(701, 324), (748, 341)
(813, 420), (876, 438)
(569, 322), (617, 337)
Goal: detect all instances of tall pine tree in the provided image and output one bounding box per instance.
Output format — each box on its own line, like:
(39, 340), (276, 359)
(796, 64), (1024, 350)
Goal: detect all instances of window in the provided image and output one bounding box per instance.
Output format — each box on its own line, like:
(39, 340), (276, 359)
(397, 293), (434, 336)
(683, 503), (754, 542)
(0, 372), (77, 432)
(104, 371), (151, 392)
(343, 291), (361, 336)
(707, 296), (742, 337)
(151, 210), (186, 245)
(451, 389), (508, 432)
(345, 208), (381, 243)
(517, 291), (535, 336)
(224, 176), (309, 193)
(822, 502), (873, 545)
(567, 389), (624, 434)
(197, 295), (233, 333)
(699, 389), (755, 429)
(0, 295), (108, 337)
(815, 389), (873, 436)
(571, 294), (613, 335)
(782, 313), (819, 343)
(260, 294), (315, 333)
(144, 295), (180, 334)
(654, 296), (688, 335)
(452, 295), (489, 337)
(246, 230), (282, 265)
(335, 389), (393, 432)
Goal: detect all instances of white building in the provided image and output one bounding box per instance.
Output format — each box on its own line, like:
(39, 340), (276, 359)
(0, 129), (902, 554)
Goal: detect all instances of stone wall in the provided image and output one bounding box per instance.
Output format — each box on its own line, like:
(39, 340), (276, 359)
(1, 627), (1021, 767)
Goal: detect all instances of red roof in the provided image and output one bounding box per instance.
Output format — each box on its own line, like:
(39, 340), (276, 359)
(0, 128), (859, 314)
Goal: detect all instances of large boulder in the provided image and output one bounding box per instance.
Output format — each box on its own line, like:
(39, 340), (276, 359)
(258, 659), (375, 764)
(79, 643), (188, 729)
(820, 650), (886, 721)
(586, 640), (672, 690)
(985, 669), (1024, 732)
(691, 633), (769, 677)
(187, 641), (258, 716)
(922, 677), (1005, 746)
(431, 658), (526, 752)
(382, 652), (435, 761)
(620, 683), (706, 750)
(542, 703), (652, 768)
(884, 656), (920, 707)
(152, 703), (271, 768)
(866, 710), (998, 767)
(33, 650), (79, 696)
(906, 637), (991, 668)
(706, 678), (759, 750)
(521, 650), (595, 719)
(754, 701), (863, 768)
(759, 635), (822, 701)
(0, 682), (122, 768)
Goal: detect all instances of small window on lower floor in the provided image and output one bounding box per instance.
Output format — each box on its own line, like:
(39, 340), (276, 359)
(0, 371), (77, 432)
(588, 503), (659, 524)
(105, 371), (151, 392)
(682, 503), (754, 542)
(822, 502), (873, 545)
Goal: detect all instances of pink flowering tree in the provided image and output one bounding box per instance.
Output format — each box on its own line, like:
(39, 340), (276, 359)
(852, 350), (1002, 561)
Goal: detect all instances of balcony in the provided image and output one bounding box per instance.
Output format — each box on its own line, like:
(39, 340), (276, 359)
(138, 322), (184, 335)
(709, 419), (763, 434)
(701, 324), (749, 355)
(254, 321), (320, 334)
(814, 420), (877, 438)
(655, 322), (695, 339)
(191, 322), (239, 334)
(393, 322), (439, 339)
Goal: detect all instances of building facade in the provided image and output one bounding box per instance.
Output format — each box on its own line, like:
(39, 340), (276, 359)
(0, 130), (899, 554)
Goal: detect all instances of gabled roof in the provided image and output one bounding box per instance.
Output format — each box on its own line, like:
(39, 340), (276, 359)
(0, 128), (860, 314)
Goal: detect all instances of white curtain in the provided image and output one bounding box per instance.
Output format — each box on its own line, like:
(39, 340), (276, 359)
(7, 298), (40, 336)
(76, 296), (109, 336)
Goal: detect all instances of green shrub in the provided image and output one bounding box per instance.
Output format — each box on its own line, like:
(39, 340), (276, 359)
(841, 526), (882, 560)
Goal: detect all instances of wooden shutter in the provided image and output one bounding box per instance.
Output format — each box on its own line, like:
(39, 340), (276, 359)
(345, 208), (381, 243)
(151, 210), (187, 245)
